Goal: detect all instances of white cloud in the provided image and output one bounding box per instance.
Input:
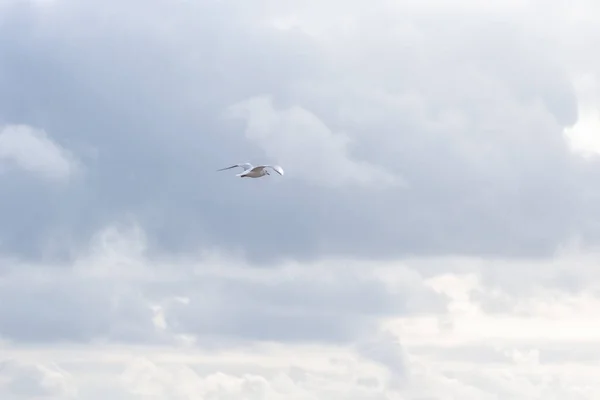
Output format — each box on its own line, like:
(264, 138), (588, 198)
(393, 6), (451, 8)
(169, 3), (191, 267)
(225, 96), (402, 188)
(564, 74), (600, 157)
(0, 124), (79, 182)
(2, 265), (600, 399)
(1, 223), (600, 399)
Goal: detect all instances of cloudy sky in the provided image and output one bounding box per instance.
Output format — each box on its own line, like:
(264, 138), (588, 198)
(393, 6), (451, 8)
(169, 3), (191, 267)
(1, 0), (600, 398)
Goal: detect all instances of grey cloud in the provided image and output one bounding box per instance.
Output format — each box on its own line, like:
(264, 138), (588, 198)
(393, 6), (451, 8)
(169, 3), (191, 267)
(0, 359), (77, 399)
(0, 251), (447, 345)
(411, 344), (515, 365)
(0, 0), (598, 266)
(0, 273), (158, 344)
(225, 96), (402, 187)
(156, 270), (447, 344)
(467, 254), (600, 308)
(421, 342), (600, 366)
(538, 343), (600, 364)
(355, 330), (408, 387)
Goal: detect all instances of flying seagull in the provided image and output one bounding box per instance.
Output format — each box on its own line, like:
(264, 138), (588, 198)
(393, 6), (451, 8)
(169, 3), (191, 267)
(217, 163), (285, 178)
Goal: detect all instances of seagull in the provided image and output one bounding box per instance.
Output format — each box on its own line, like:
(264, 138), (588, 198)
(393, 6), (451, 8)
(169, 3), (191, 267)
(217, 163), (285, 178)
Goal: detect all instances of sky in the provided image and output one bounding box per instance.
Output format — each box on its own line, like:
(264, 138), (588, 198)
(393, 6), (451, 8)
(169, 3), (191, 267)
(1, 0), (600, 398)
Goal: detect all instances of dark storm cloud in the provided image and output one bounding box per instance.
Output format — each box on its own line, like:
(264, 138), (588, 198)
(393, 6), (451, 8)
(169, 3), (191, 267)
(0, 0), (598, 265)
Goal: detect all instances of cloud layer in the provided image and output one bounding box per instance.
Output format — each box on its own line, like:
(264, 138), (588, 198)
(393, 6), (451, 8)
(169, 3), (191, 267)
(0, 0), (599, 264)
(2, 0), (600, 398)
(2, 229), (600, 399)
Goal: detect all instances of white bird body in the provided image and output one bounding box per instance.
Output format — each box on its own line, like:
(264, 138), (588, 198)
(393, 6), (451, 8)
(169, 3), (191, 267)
(217, 163), (284, 178)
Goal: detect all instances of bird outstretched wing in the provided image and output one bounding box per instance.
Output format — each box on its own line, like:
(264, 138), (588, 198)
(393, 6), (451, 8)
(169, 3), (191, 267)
(257, 165), (284, 176)
(217, 163), (253, 172)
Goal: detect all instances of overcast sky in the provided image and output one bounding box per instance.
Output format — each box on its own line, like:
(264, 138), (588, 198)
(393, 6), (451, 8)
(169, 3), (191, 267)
(1, 0), (600, 398)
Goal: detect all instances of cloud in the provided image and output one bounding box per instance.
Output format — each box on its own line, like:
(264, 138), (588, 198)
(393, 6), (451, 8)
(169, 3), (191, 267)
(0, 124), (79, 182)
(225, 95), (402, 187)
(1, 0), (600, 398)
(0, 0), (596, 264)
(564, 73), (600, 157)
(0, 223), (447, 346)
(1, 223), (600, 398)
(0, 359), (77, 399)
(2, 248), (600, 399)
(354, 330), (408, 389)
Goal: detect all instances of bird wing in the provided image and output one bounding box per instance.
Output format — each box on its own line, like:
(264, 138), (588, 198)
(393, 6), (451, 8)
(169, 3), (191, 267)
(249, 165), (265, 173)
(217, 163), (253, 172)
(258, 165), (284, 176)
